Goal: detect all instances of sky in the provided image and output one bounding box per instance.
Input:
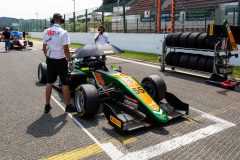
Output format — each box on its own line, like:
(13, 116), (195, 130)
(0, 0), (102, 19)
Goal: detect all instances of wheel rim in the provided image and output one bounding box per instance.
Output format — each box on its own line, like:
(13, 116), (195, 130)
(144, 81), (155, 98)
(75, 90), (84, 113)
(38, 66), (42, 81)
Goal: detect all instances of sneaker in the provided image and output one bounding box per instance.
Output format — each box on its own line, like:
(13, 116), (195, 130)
(65, 104), (77, 113)
(44, 104), (52, 113)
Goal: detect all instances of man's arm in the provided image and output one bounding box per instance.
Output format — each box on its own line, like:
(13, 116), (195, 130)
(42, 44), (48, 57)
(63, 45), (71, 62)
(94, 33), (100, 44)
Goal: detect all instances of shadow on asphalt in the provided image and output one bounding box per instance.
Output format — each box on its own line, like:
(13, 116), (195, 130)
(26, 113), (67, 138)
(35, 81), (45, 87)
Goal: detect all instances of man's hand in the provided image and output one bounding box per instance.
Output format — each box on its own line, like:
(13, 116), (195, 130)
(68, 61), (73, 71)
(42, 44), (47, 57)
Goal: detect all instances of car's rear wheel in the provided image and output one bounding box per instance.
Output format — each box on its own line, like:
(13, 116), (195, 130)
(141, 75), (167, 103)
(74, 84), (100, 118)
(38, 62), (47, 84)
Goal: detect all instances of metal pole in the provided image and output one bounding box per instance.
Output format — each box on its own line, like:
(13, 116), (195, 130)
(123, 1), (126, 33)
(85, 9), (88, 32)
(137, 18), (139, 33)
(64, 14), (66, 29)
(157, 0), (161, 33)
(170, 0), (175, 33)
(182, 13), (185, 32)
(233, 8), (236, 27)
(102, 10), (105, 25)
(73, 0), (76, 32)
(73, 12), (76, 32)
(238, 0), (240, 25)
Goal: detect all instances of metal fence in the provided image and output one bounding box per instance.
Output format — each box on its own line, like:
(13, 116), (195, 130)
(18, 0), (240, 33)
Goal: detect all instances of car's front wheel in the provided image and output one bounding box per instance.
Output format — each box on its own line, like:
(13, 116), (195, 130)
(74, 84), (100, 118)
(38, 62), (47, 84)
(141, 75), (167, 103)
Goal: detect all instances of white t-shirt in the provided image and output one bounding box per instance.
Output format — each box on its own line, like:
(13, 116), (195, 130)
(43, 24), (70, 59)
(95, 33), (109, 44)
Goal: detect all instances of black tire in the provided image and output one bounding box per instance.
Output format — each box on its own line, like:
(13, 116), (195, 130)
(205, 57), (214, 73)
(179, 53), (190, 68)
(74, 84), (100, 118)
(196, 33), (207, 49)
(165, 52), (174, 65)
(179, 32), (191, 48)
(171, 32), (183, 47)
(171, 52), (183, 67)
(38, 62), (47, 84)
(205, 36), (216, 50)
(188, 54), (201, 70)
(141, 75), (167, 102)
(197, 56), (209, 72)
(187, 32), (201, 48)
(166, 33), (173, 46)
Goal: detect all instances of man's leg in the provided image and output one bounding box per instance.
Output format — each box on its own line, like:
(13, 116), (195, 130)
(44, 83), (53, 113)
(62, 85), (71, 106)
(4, 40), (7, 52)
(46, 84), (53, 105)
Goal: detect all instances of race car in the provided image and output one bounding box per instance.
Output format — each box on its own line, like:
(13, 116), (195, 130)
(38, 44), (189, 132)
(10, 31), (33, 49)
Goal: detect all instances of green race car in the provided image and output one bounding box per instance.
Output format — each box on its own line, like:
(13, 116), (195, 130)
(38, 44), (189, 132)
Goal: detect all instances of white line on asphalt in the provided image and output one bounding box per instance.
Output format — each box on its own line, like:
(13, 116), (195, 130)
(119, 109), (235, 160)
(51, 96), (124, 159)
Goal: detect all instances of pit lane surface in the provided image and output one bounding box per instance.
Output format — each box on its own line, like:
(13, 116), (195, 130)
(0, 42), (240, 160)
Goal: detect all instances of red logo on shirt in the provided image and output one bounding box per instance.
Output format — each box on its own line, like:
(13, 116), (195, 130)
(47, 30), (56, 36)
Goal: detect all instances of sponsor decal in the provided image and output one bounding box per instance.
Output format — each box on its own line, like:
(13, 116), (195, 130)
(124, 95), (138, 109)
(110, 115), (121, 128)
(149, 101), (160, 112)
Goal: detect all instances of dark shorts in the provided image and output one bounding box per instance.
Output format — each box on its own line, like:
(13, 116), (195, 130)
(46, 58), (68, 85)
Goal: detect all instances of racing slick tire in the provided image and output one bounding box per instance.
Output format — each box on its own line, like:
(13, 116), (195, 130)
(38, 62), (47, 84)
(171, 32), (183, 47)
(196, 33), (207, 49)
(197, 55), (209, 72)
(74, 84), (100, 118)
(188, 54), (201, 70)
(205, 57), (214, 73)
(187, 32), (201, 48)
(166, 33), (173, 46)
(141, 75), (167, 103)
(179, 32), (191, 48)
(179, 53), (190, 68)
(165, 52), (174, 65)
(171, 52), (183, 67)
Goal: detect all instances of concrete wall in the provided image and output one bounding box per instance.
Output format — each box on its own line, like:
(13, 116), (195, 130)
(30, 32), (240, 66)
(30, 32), (165, 54)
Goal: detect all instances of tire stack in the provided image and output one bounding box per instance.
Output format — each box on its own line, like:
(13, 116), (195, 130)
(164, 32), (215, 73)
(165, 32), (216, 50)
(165, 52), (214, 73)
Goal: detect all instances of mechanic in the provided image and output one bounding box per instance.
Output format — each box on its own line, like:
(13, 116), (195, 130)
(23, 31), (26, 40)
(94, 25), (109, 44)
(2, 27), (11, 52)
(42, 13), (76, 113)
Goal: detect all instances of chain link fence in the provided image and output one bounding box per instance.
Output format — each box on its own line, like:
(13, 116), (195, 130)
(18, 0), (240, 33)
